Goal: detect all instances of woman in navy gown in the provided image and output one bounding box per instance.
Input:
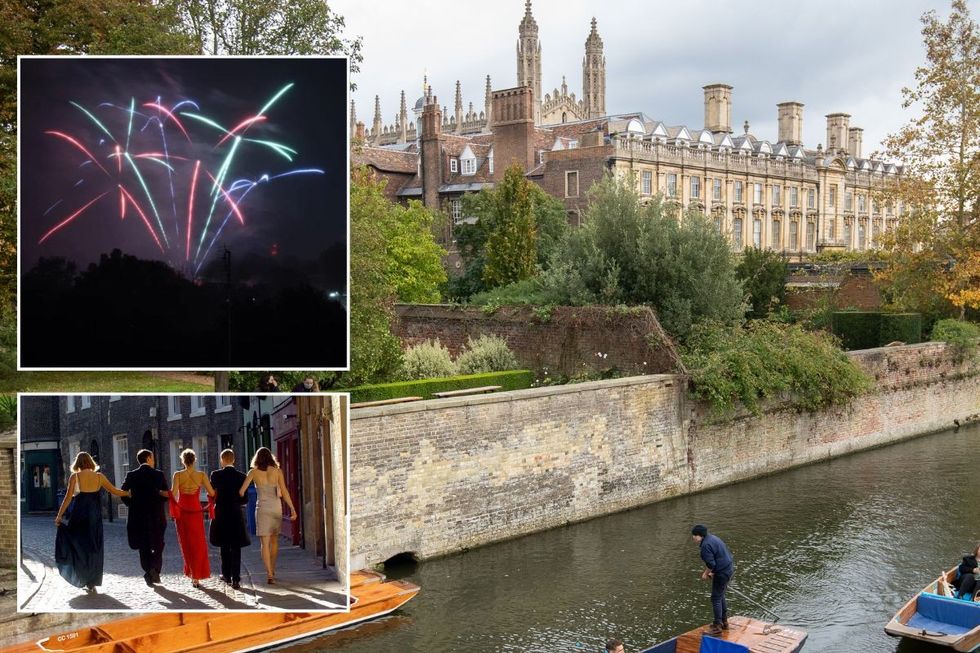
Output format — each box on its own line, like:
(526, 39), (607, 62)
(54, 452), (130, 593)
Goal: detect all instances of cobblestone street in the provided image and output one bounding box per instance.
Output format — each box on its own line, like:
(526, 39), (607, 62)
(18, 515), (346, 612)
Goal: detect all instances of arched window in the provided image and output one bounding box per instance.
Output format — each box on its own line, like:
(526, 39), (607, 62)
(562, 111), (567, 123)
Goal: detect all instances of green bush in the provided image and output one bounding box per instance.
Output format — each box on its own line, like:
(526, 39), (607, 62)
(456, 334), (519, 375)
(0, 394), (14, 431)
(682, 320), (873, 418)
(831, 311), (882, 350)
(930, 319), (980, 362)
(401, 340), (457, 380)
(736, 247), (788, 318)
(345, 370), (535, 404)
(880, 313), (922, 345)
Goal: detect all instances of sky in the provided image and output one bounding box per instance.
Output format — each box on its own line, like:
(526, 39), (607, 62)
(20, 57), (347, 275)
(337, 0), (978, 158)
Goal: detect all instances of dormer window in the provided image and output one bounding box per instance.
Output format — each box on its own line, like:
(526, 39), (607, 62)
(450, 157), (458, 173)
(461, 157), (476, 175)
(488, 153), (494, 174)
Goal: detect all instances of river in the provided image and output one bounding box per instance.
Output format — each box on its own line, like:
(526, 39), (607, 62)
(282, 422), (980, 652)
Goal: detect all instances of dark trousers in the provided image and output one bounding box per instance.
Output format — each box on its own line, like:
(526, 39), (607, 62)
(139, 540), (164, 579)
(711, 571), (732, 625)
(221, 546), (242, 582)
(957, 574), (979, 598)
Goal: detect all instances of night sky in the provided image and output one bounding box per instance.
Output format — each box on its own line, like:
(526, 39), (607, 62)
(20, 57), (347, 278)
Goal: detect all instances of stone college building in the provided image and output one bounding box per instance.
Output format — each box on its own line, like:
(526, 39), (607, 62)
(353, 1), (903, 261)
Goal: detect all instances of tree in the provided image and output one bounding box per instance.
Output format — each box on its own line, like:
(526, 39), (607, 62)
(736, 247), (788, 319)
(483, 165), (537, 287)
(451, 164), (567, 298)
(172, 0), (362, 80)
(876, 1), (980, 322)
(361, 172), (446, 304)
(472, 174), (746, 341)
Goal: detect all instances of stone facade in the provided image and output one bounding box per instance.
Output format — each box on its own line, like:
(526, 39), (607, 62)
(393, 304), (682, 377)
(350, 343), (978, 567)
(352, 2), (903, 262)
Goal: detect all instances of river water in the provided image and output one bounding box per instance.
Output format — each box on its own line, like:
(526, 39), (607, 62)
(284, 423), (980, 653)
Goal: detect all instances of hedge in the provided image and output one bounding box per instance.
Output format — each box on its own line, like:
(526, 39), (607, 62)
(880, 313), (922, 345)
(343, 370), (535, 404)
(831, 312), (882, 350)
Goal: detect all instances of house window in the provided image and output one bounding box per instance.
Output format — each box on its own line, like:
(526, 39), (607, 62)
(806, 221), (815, 249)
(80, 396), (91, 409)
(450, 198), (463, 223)
(843, 221), (852, 245)
(642, 171), (652, 196)
(169, 439), (184, 476)
(666, 173), (678, 197)
(789, 221), (799, 250)
(753, 183), (763, 204)
(771, 220), (781, 248)
(873, 200), (880, 214)
(450, 158), (458, 173)
(858, 194), (866, 212)
(690, 176), (701, 199)
(215, 395), (232, 413)
(886, 200), (894, 215)
(773, 185), (781, 206)
(461, 157), (476, 175)
(807, 188), (815, 209)
(790, 187), (799, 207)
(733, 217), (743, 248)
(565, 171), (579, 198)
(845, 191), (853, 211)
(488, 154), (494, 174)
(193, 435), (209, 484)
(714, 216), (722, 232)
(872, 222), (881, 247)
(168, 396), (181, 421)
(827, 218), (835, 240)
(752, 218), (762, 247)
(858, 222), (866, 249)
(734, 181), (743, 203)
(189, 396), (206, 417)
(712, 178), (722, 201)
(66, 396), (75, 413)
(112, 435), (129, 485)
(829, 187), (837, 207)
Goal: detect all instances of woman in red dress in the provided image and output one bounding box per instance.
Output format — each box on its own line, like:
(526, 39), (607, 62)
(171, 448), (215, 587)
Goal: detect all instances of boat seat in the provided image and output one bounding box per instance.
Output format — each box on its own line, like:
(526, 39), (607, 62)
(698, 635), (750, 653)
(907, 592), (980, 636)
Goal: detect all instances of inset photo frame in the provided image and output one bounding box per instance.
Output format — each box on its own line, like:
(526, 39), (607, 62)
(17, 56), (350, 370)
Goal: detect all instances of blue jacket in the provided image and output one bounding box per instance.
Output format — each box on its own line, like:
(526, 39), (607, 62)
(700, 533), (734, 576)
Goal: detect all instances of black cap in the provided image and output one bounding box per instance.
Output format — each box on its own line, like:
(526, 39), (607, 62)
(692, 524), (708, 537)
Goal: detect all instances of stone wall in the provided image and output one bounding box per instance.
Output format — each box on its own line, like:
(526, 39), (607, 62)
(350, 343), (979, 567)
(0, 430), (16, 566)
(394, 304), (682, 377)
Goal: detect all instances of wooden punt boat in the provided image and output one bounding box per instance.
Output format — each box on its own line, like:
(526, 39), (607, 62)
(639, 616), (807, 653)
(0, 570), (418, 653)
(884, 566), (980, 651)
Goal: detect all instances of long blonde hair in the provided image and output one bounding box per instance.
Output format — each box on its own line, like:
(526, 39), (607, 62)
(71, 451), (98, 473)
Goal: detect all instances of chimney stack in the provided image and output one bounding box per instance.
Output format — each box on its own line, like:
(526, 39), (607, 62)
(776, 101), (804, 145)
(848, 127), (863, 159)
(491, 86), (536, 174)
(825, 113), (850, 155)
(420, 97), (442, 211)
(703, 84), (733, 133)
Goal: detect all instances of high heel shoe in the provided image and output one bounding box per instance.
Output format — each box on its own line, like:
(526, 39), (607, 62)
(267, 575), (276, 585)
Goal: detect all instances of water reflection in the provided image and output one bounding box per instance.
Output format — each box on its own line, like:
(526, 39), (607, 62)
(290, 423), (980, 652)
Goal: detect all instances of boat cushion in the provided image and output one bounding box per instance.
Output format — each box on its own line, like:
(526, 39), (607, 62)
(699, 635), (750, 653)
(910, 592), (980, 633)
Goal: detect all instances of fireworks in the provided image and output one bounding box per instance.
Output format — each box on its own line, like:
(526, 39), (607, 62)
(37, 83), (325, 273)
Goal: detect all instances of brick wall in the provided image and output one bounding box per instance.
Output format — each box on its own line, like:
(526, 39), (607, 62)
(350, 343), (979, 567)
(0, 430), (16, 567)
(534, 144), (614, 219)
(394, 304), (682, 377)
(785, 270), (882, 312)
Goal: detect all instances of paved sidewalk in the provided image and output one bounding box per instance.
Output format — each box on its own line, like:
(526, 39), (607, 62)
(18, 514), (345, 612)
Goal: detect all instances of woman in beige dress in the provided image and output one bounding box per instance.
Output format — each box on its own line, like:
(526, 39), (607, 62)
(239, 447), (297, 584)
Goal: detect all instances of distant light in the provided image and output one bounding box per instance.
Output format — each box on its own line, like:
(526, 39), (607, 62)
(328, 291), (340, 298)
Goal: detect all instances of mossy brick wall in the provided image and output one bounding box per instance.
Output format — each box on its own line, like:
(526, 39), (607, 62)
(0, 431), (16, 567)
(350, 343), (979, 567)
(393, 304), (682, 377)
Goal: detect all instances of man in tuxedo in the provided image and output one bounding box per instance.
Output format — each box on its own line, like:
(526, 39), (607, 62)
(209, 448), (250, 589)
(121, 449), (169, 586)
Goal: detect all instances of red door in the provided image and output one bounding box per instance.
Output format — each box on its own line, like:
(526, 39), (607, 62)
(276, 435), (301, 545)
